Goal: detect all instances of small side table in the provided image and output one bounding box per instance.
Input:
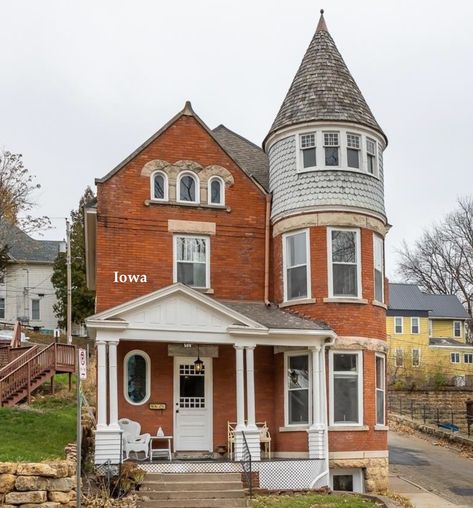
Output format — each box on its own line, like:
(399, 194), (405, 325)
(149, 435), (173, 461)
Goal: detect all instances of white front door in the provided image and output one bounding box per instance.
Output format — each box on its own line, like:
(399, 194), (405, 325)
(174, 356), (212, 451)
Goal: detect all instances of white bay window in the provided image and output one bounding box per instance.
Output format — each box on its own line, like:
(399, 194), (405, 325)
(283, 230), (310, 301)
(285, 353), (310, 426)
(328, 228), (361, 298)
(173, 235), (210, 288)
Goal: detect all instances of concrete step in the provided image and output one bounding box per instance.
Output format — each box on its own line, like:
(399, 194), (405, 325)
(144, 472), (242, 482)
(141, 480), (243, 491)
(139, 489), (246, 500)
(138, 498), (248, 508)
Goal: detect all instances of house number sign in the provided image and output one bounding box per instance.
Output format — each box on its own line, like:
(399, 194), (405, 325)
(149, 403), (167, 410)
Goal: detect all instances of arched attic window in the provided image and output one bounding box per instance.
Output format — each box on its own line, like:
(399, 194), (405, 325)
(151, 171), (168, 201)
(178, 172), (199, 204)
(208, 176), (224, 205)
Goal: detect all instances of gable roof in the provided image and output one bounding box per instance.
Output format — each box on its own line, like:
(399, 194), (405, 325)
(388, 283), (469, 319)
(0, 222), (62, 264)
(212, 125), (269, 190)
(95, 102), (267, 194)
(264, 11), (386, 147)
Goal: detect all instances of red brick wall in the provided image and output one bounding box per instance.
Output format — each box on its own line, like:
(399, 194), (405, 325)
(95, 114), (267, 312)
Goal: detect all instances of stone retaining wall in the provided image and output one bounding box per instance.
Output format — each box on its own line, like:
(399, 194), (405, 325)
(389, 389), (473, 411)
(0, 461), (76, 507)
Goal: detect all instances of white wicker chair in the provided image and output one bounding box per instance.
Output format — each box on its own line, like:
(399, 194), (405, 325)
(118, 418), (151, 461)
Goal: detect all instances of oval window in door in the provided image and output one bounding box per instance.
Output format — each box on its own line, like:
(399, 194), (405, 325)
(124, 350), (151, 405)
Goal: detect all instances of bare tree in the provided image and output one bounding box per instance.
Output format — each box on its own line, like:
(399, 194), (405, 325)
(398, 197), (473, 320)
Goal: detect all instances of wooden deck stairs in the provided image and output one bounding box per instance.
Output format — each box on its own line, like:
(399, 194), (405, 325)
(0, 342), (76, 407)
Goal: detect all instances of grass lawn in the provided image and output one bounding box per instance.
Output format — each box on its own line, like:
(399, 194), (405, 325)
(0, 391), (76, 462)
(251, 493), (380, 508)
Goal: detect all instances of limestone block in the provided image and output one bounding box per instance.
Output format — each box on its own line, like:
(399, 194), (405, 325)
(16, 464), (56, 477)
(19, 504), (60, 508)
(47, 461), (69, 478)
(48, 491), (72, 503)
(0, 473), (16, 493)
(0, 463), (18, 474)
(5, 490), (47, 504)
(15, 476), (49, 491)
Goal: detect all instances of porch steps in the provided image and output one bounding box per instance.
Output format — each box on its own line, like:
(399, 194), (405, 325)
(138, 472), (248, 508)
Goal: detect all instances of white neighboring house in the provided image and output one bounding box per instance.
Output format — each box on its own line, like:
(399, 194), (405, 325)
(0, 223), (63, 332)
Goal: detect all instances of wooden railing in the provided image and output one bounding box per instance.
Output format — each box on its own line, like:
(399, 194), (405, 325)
(0, 343), (76, 406)
(0, 345), (39, 379)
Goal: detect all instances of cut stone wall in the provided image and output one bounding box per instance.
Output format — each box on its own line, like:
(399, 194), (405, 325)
(329, 457), (389, 493)
(0, 461), (76, 507)
(389, 389), (473, 412)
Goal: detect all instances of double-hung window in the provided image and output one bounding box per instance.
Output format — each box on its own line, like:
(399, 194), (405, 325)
(464, 354), (473, 364)
(394, 317), (403, 334)
(411, 317), (420, 334)
(454, 321), (462, 338)
(412, 348), (421, 367)
(375, 354), (385, 425)
(174, 236), (209, 288)
(31, 299), (40, 320)
(394, 348), (404, 367)
(285, 353), (310, 425)
(329, 228), (360, 298)
(330, 351), (362, 426)
(366, 138), (377, 175)
(324, 132), (339, 166)
(299, 133), (316, 169)
(0, 297), (4, 319)
(347, 133), (361, 169)
(373, 234), (384, 302)
(451, 352), (460, 364)
(283, 230), (310, 301)
(429, 319), (433, 337)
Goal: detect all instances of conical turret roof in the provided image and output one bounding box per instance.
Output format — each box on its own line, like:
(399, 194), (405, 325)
(265, 11), (386, 145)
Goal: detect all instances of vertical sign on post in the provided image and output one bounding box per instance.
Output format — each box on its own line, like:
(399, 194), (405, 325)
(77, 349), (86, 508)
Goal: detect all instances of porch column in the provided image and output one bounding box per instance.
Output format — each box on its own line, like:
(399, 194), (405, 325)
(244, 345), (261, 460)
(96, 340), (107, 430)
(234, 344), (245, 461)
(308, 345), (325, 460)
(108, 340), (119, 430)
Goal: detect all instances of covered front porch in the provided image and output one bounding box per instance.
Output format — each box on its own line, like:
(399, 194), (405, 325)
(86, 284), (336, 488)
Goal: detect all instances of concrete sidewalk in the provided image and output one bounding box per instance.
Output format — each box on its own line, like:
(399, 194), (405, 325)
(390, 475), (471, 508)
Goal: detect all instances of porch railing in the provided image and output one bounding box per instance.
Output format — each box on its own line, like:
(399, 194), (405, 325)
(240, 431), (252, 498)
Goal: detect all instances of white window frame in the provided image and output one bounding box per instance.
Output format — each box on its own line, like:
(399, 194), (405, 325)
(173, 235), (210, 289)
(366, 137), (378, 176)
(284, 351), (312, 427)
(453, 321), (462, 338)
(346, 132), (361, 169)
(177, 171), (200, 204)
(375, 353), (386, 426)
(0, 297), (5, 319)
(394, 348), (404, 368)
(31, 298), (40, 321)
(282, 229), (311, 302)
(330, 468), (364, 493)
(394, 317), (403, 335)
(323, 131), (340, 168)
(327, 227), (362, 299)
(429, 319), (433, 337)
(207, 176), (225, 206)
(329, 350), (363, 427)
(411, 317), (420, 335)
(373, 234), (384, 303)
(123, 350), (151, 406)
(296, 130), (317, 172)
(412, 348), (421, 367)
(150, 170), (168, 201)
(464, 353), (473, 364)
(451, 352), (460, 364)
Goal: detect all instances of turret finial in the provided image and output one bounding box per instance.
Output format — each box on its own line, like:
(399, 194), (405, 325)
(316, 9), (327, 32)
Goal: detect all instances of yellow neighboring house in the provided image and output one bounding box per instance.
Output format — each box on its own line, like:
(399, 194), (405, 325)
(387, 283), (472, 387)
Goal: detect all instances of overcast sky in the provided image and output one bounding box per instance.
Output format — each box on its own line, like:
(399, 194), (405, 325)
(1, 0), (472, 279)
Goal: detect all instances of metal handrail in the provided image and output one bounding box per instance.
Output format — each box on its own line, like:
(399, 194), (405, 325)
(240, 431), (252, 498)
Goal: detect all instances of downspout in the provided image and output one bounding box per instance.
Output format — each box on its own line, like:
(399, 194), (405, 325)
(311, 333), (337, 488)
(264, 193), (272, 306)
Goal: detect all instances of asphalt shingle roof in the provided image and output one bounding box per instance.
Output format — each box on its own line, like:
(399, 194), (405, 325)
(422, 293), (469, 319)
(0, 222), (62, 263)
(265, 12), (386, 145)
(219, 300), (331, 331)
(212, 125), (269, 190)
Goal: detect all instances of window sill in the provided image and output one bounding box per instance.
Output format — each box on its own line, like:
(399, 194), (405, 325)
(279, 425), (310, 432)
(323, 298), (368, 305)
(374, 425), (389, 431)
(145, 199), (229, 211)
(193, 288), (214, 295)
(279, 298), (316, 308)
(328, 425), (369, 432)
(296, 167), (381, 181)
(372, 300), (387, 309)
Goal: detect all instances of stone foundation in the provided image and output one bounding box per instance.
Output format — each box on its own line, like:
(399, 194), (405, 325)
(329, 457), (389, 493)
(0, 460), (76, 507)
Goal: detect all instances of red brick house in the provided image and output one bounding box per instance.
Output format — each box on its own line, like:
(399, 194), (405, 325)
(85, 12), (389, 493)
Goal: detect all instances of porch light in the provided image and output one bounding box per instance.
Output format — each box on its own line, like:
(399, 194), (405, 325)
(194, 345), (204, 373)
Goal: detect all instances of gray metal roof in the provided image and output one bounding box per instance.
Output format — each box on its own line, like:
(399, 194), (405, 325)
(219, 300), (331, 331)
(212, 125), (269, 190)
(265, 12), (386, 145)
(429, 338), (473, 348)
(422, 293), (469, 319)
(0, 222), (62, 263)
(388, 283), (469, 319)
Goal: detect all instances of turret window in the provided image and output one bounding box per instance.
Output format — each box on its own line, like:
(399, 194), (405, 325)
(347, 133), (360, 169)
(324, 132), (339, 166)
(283, 229), (311, 302)
(366, 138), (377, 175)
(300, 133), (317, 169)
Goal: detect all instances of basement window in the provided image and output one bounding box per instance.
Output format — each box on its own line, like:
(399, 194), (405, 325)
(330, 468), (364, 493)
